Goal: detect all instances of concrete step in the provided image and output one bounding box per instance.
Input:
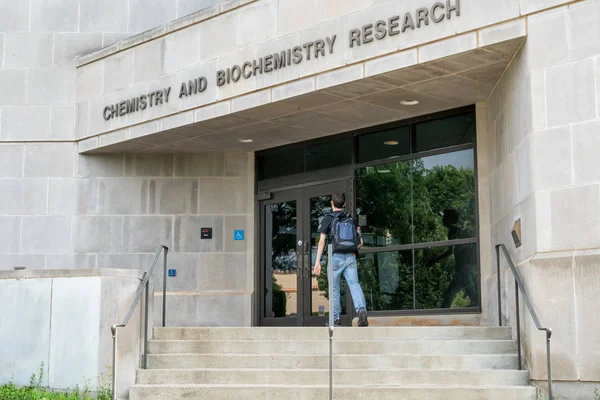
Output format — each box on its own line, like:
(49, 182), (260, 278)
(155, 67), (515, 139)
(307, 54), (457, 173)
(129, 384), (537, 400)
(136, 368), (530, 386)
(147, 353), (518, 370)
(153, 327), (512, 341)
(147, 339), (517, 355)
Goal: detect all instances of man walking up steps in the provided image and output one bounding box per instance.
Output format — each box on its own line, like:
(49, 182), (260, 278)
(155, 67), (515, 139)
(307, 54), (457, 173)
(313, 191), (368, 327)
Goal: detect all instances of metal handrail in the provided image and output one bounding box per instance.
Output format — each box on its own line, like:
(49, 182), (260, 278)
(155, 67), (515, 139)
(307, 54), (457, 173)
(110, 245), (168, 400)
(496, 244), (553, 399)
(327, 244), (334, 400)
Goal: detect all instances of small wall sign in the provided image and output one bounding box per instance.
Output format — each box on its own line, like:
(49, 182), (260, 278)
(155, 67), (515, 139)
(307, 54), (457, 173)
(234, 230), (245, 241)
(201, 228), (212, 239)
(168, 269), (176, 277)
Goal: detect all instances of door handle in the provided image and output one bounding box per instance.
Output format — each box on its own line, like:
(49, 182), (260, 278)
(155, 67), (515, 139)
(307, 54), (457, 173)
(297, 240), (303, 280)
(304, 242), (311, 279)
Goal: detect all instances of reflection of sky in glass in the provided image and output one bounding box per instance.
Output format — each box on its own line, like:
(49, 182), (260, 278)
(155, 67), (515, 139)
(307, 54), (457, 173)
(422, 149), (474, 171)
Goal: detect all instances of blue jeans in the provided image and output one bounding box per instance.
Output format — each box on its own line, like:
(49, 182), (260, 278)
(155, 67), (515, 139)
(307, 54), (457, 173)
(331, 253), (367, 321)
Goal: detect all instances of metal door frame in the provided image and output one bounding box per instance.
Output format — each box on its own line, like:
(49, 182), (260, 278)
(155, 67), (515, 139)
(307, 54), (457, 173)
(258, 179), (354, 327)
(258, 188), (304, 326)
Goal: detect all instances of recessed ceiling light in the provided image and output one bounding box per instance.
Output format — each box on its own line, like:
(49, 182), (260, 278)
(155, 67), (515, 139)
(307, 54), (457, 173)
(237, 138), (253, 143)
(399, 100), (420, 106)
(383, 140), (399, 146)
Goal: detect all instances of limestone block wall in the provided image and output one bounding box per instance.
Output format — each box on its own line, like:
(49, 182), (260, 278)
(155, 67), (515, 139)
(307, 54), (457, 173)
(484, 1), (600, 397)
(0, 150), (255, 327)
(0, 0), (224, 141)
(0, 0), (254, 329)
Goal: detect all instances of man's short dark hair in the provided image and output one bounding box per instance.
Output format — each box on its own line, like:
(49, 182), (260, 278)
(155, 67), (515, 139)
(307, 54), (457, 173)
(332, 191), (346, 208)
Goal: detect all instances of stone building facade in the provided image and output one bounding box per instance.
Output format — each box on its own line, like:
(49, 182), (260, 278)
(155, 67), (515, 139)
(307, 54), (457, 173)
(0, 0), (599, 398)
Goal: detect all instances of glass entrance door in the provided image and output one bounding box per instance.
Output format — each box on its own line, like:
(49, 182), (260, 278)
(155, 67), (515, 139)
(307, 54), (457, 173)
(261, 189), (303, 326)
(301, 181), (350, 326)
(260, 181), (352, 326)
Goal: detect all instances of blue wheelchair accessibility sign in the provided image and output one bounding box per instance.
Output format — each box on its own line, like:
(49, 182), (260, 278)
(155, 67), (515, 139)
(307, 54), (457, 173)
(234, 230), (245, 241)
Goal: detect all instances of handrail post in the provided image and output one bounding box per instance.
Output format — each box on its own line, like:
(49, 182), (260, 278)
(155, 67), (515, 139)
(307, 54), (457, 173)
(546, 328), (553, 400)
(497, 246), (502, 326)
(143, 279), (150, 369)
(327, 244), (334, 400)
(111, 325), (118, 400)
(162, 246), (168, 327)
(515, 279), (521, 370)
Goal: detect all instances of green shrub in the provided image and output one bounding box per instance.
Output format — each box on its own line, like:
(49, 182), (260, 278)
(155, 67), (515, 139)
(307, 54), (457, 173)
(0, 363), (112, 400)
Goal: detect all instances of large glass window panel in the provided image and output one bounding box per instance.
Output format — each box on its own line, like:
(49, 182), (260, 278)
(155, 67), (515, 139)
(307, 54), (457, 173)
(358, 251), (414, 311)
(306, 138), (352, 172)
(414, 244), (479, 310)
(412, 149), (476, 243)
(357, 126), (411, 163)
(356, 162), (413, 248)
(259, 147), (304, 180)
(415, 112), (475, 153)
(357, 148), (476, 248)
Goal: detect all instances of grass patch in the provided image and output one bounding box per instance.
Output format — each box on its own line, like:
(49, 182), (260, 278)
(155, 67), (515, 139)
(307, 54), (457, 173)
(0, 363), (112, 400)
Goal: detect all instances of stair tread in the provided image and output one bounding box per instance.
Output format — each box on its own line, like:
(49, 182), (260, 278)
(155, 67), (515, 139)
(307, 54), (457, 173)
(131, 383), (532, 389)
(139, 368), (527, 372)
(148, 353), (518, 356)
(154, 327), (510, 329)
(148, 339), (516, 342)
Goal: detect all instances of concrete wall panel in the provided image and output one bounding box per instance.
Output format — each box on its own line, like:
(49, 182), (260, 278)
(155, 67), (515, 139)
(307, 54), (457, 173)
(73, 216), (123, 253)
(123, 216), (173, 252)
(0, 70), (27, 105)
(129, 0), (178, 33)
(151, 178), (199, 215)
(545, 59), (597, 128)
(0, 279), (52, 386)
(4, 33), (53, 68)
(572, 120), (600, 185)
(0, 144), (24, 178)
(1, 106), (51, 141)
(24, 143), (75, 178)
(574, 251), (600, 381)
(49, 278), (102, 388)
(31, 0), (79, 32)
(50, 105), (77, 140)
(80, 0), (129, 32)
(198, 177), (248, 215)
(0, 0), (30, 31)
(0, 179), (47, 215)
(21, 216), (73, 254)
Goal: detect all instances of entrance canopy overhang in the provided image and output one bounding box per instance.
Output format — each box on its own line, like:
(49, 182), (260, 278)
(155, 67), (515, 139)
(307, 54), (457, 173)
(75, 1), (528, 154)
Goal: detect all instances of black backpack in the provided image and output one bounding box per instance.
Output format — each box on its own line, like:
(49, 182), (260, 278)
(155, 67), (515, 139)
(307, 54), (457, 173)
(330, 212), (359, 254)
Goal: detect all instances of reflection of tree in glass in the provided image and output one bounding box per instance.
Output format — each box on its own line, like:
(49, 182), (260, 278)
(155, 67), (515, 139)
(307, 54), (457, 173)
(270, 202), (297, 272)
(272, 275), (287, 317)
(358, 252), (414, 311)
(356, 161), (413, 246)
(355, 154), (477, 311)
(357, 158), (475, 246)
(416, 163), (476, 241)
